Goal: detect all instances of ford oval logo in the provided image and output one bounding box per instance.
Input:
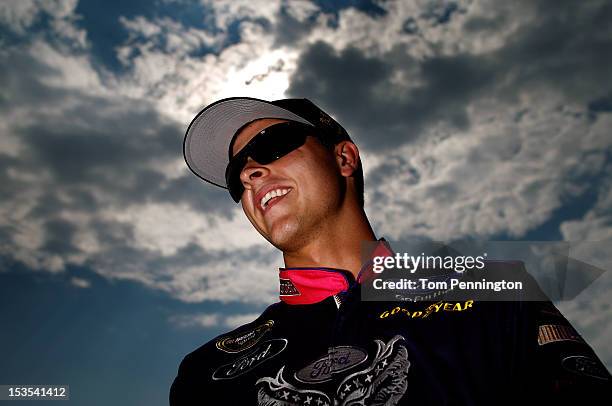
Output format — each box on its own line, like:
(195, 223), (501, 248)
(212, 339), (287, 380)
(295, 346), (368, 383)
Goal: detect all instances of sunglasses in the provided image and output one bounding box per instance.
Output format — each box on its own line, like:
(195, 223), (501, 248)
(225, 121), (319, 203)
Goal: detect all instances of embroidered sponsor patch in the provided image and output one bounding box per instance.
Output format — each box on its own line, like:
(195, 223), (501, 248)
(379, 300), (475, 320)
(295, 346), (368, 383)
(256, 335), (410, 405)
(212, 338), (287, 380)
(537, 324), (584, 346)
(279, 278), (300, 296)
(562, 355), (610, 380)
(216, 320), (274, 353)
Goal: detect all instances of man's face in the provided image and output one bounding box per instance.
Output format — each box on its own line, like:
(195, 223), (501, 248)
(231, 118), (344, 251)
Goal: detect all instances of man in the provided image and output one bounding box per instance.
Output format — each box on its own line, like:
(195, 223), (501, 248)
(171, 97), (610, 405)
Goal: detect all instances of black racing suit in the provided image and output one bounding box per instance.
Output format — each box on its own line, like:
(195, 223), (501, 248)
(170, 260), (611, 405)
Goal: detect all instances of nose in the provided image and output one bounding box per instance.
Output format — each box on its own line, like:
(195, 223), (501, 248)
(239, 158), (270, 187)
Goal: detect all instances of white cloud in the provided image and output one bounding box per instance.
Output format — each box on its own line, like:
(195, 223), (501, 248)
(158, 249), (280, 304)
(561, 167), (612, 243)
(29, 40), (103, 92)
(112, 9), (297, 125)
(0, 0), (86, 46)
(367, 103), (611, 240)
(284, 0), (320, 22)
(0, 0), (609, 375)
(169, 312), (220, 328)
(201, 0), (281, 30)
(0, 0), (610, 323)
(102, 203), (265, 256)
(0, 0), (42, 35)
(169, 311), (261, 329)
(224, 313), (260, 328)
(70, 276), (91, 288)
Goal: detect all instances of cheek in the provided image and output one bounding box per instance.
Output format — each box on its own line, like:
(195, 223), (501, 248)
(241, 192), (258, 221)
(293, 150), (341, 195)
(242, 199), (266, 235)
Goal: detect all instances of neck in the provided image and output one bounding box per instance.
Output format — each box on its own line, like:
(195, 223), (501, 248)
(282, 206), (376, 278)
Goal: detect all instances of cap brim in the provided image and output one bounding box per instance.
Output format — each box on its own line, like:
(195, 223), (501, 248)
(183, 97), (314, 188)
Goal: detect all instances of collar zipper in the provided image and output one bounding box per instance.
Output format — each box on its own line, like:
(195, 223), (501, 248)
(333, 294), (343, 309)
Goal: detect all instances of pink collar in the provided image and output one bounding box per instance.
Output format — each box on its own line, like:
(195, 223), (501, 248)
(278, 240), (394, 305)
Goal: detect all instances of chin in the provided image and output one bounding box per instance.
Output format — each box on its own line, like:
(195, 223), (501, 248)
(266, 220), (304, 252)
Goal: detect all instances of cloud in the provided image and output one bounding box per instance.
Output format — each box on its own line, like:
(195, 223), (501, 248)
(0, 0), (610, 322)
(272, 1), (321, 47)
(280, 0), (612, 242)
(70, 276), (91, 288)
(169, 311), (260, 329)
(0, 8), (282, 302)
(0, 0), (82, 39)
(223, 313), (261, 328)
(287, 1), (612, 150)
(169, 312), (220, 328)
(364, 101), (610, 240)
(561, 171), (612, 243)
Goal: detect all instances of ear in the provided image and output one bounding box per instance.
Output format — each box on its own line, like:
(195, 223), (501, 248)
(334, 141), (360, 178)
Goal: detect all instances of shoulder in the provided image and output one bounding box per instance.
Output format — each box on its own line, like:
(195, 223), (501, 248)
(170, 302), (283, 404)
(173, 302), (283, 375)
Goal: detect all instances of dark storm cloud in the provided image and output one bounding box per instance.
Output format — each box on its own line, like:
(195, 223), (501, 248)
(288, 41), (493, 147)
(18, 101), (178, 186)
(41, 218), (78, 255)
(0, 49), (67, 111)
(8, 104), (233, 262)
(273, 0), (388, 47)
(420, 1), (464, 25)
(1, 41), (232, 213)
(496, 0), (612, 102)
(152, 174), (234, 217)
(0, 38), (238, 272)
(287, 0), (612, 149)
(273, 5), (319, 47)
(588, 94), (612, 114)
(77, 229), (279, 303)
(0, 154), (28, 198)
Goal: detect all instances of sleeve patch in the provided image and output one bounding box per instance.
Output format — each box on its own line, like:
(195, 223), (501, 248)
(562, 355), (611, 380)
(538, 324), (584, 346)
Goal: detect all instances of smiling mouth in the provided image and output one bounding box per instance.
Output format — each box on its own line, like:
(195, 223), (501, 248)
(260, 188), (292, 211)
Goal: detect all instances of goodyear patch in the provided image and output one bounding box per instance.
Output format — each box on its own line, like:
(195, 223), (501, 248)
(216, 320), (274, 353)
(537, 324), (584, 346)
(379, 300), (474, 320)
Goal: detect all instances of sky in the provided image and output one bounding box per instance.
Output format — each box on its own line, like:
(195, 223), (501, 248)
(0, 0), (611, 404)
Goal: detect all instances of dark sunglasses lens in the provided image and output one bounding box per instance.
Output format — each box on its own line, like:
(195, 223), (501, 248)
(226, 122), (312, 203)
(251, 129), (307, 163)
(226, 159), (245, 202)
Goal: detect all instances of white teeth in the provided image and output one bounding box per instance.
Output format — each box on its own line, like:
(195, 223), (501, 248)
(260, 188), (291, 209)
